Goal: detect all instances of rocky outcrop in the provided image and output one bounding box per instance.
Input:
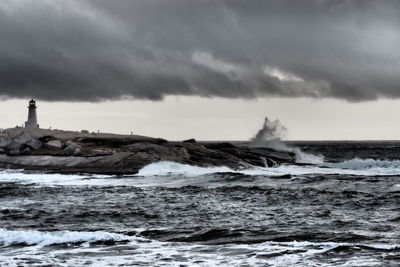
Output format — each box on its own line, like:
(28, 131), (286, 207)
(0, 128), (296, 175)
(64, 140), (81, 156)
(26, 139), (43, 150)
(46, 140), (63, 149)
(183, 138), (197, 143)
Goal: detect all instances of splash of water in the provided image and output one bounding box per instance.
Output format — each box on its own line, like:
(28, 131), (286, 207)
(250, 117), (324, 164)
(251, 117), (287, 144)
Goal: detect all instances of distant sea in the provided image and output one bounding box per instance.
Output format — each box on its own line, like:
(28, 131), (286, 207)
(0, 141), (399, 266)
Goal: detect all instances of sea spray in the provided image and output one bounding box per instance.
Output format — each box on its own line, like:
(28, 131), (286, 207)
(292, 147), (324, 164)
(250, 117), (324, 164)
(251, 117), (287, 146)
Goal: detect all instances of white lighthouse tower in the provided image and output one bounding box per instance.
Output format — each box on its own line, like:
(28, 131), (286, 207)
(25, 99), (39, 128)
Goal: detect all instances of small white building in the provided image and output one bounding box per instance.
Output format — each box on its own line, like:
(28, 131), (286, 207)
(25, 99), (39, 128)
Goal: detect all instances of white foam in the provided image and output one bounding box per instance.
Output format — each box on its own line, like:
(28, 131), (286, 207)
(1, 156), (400, 187)
(137, 161), (233, 176)
(1, 231), (397, 267)
(245, 164), (400, 176)
(0, 169), (111, 185)
(321, 158), (400, 170)
(137, 160), (400, 177)
(293, 148), (325, 164)
(0, 229), (140, 246)
(250, 139), (325, 164)
(262, 240), (400, 250)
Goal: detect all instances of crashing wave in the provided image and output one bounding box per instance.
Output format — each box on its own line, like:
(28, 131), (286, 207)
(292, 148), (324, 164)
(320, 158), (400, 170)
(0, 170), (111, 185)
(137, 160), (400, 177)
(0, 229), (141, 247)
(137, 161), (233, 176)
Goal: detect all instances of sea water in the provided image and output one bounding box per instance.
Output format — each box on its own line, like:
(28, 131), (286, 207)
(0, 141), (399, 266)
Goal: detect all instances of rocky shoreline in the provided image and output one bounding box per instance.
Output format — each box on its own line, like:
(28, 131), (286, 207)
(0, 128), (295, 175)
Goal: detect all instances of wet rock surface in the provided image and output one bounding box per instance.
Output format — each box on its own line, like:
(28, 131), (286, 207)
(0, 128), (295, 174)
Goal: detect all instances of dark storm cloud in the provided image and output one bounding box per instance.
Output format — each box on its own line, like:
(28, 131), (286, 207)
(0, 0), (399, 101)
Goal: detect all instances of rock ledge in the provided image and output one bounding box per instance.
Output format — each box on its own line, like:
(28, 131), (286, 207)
(0, 128), (295, 174)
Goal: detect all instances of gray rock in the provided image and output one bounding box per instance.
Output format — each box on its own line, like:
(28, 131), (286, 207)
(7, 140), (23, 150)
(64, 146), (81, 156)
(183, 138), (197, 143)
(127, 142), (168, 154)
(64, 140), (80, 149)
(21, 147), (31, 155)
(0, 148), (5, 154)
(0, 133), (296, 174)
(26, 139), (43, 150)
(46, 140), (62, 149)
(64, 140), (82, 156)
(0, 140), (11, 148)
(64, 146), (75, 156)
(8, 149), (20, 156)
(73, 148), (81, 156)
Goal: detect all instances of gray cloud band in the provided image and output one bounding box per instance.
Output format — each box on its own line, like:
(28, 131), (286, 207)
(0, 0), (399, 101)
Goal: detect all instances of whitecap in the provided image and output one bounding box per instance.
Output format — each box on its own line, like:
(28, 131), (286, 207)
(137, 160), (400, 177)
(320, 158), (400, 170)
(137, 161), (233, 176)
(0, 229), (141, 247)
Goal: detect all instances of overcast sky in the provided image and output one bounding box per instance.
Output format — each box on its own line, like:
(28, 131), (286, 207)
(1, 0), (399, 140)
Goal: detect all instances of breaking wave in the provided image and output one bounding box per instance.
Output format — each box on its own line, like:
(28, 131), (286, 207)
(137, 162), (232, 176)
(1, 156), (400, 187)
(0, 169), (111, 185)
(293, 148), (324, 164)
(0, 229), (141, 247)
(261, 241), (400, 251)
(321, 158), (400, 170)
(137, 159), (400, 177)
(0, 228), (398, 253)
(1, 228), (398, 267)
(2, 157), (400, 187)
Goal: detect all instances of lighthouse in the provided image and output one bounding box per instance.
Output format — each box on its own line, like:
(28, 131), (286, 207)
(25, 99), (39, 128)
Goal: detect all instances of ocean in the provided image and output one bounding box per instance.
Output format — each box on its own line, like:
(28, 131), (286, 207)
(0, 141), (399, 266)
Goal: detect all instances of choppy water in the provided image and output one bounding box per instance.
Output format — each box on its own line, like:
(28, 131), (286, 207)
(1, 141), (400, 266)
